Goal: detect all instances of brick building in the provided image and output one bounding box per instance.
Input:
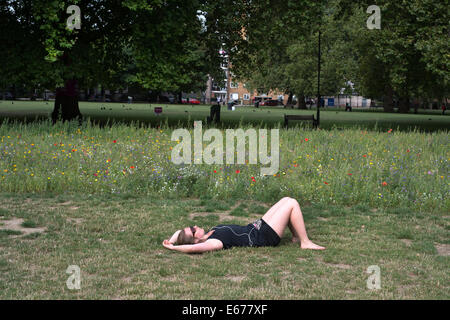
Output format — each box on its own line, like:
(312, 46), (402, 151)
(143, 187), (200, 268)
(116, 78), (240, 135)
(206, 48), (289, 106)
(227, 80), (290, 106)
(207, 49), (372, 108)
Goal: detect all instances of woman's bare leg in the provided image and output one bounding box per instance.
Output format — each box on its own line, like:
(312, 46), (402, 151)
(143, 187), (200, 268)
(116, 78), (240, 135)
(262, 198), (325, 250)
(260, 197), (291, 221)
(262, 197), (298, 241)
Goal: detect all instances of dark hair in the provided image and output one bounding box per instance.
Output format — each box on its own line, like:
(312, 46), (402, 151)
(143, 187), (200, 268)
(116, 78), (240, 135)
(176, 229), (194, 245)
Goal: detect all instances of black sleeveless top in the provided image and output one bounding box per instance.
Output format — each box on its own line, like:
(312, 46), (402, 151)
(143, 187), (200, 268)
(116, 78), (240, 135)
(208, 219), (280, 249)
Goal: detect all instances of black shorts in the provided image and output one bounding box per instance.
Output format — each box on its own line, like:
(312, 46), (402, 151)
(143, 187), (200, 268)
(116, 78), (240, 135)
(251, 219), (281, 247)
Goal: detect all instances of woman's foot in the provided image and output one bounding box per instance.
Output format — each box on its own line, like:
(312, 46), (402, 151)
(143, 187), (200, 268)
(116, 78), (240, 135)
(300, 240), (325, 250)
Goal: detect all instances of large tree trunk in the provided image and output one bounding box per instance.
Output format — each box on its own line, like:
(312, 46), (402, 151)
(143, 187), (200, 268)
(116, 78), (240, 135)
(383, 85), (394, 112)
(398, 96), (410, 113)
(286, 92), (293, 105)
(11, 84), (16, 100)
(51, 79), (83, 124)
(285, 92), (294, 108)
(177, 91), (183, 104)
(51, 52), (83, 124)
(205, 76), (213, 105)
(101, 86), (105, 102)
(413, 99), (419, 114)
(297, 95), (307, 109)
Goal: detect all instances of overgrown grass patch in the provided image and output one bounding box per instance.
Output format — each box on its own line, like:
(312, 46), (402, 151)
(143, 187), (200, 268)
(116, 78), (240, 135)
(0, 120), (448, 213)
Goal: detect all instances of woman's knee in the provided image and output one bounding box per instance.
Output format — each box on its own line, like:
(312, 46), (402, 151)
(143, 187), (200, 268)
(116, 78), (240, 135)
(288, 198), (300, 208)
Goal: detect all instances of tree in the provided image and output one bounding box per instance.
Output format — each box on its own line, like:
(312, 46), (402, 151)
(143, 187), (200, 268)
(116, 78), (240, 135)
(339, 0), (450, 112)
(227, 0), (326, 108)
(1, 0), (226, 119)
(0, 0), (57, 96)
(286, 6), (359, 108)
(219, 0), (356, 109)
(218, 0), (449, 113)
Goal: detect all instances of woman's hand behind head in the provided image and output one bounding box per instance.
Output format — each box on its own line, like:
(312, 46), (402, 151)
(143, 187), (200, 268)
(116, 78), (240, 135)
(162, 239), (175, 250)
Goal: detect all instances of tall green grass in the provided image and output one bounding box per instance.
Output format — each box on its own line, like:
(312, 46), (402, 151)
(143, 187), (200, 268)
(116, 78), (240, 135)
(0, 119), (448, 212)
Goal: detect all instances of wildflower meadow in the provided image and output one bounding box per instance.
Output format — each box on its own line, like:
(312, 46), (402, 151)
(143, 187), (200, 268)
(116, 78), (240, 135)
(0, 119), (448, 212)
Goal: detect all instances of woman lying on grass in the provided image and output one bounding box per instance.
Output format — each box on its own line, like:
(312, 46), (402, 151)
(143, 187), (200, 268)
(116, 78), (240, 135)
(162, 197), (325, 253)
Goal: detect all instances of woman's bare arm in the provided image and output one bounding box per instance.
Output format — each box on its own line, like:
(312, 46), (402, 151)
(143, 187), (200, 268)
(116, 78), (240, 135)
(167, 230), (181, 244)
(162, 239), (223, 253)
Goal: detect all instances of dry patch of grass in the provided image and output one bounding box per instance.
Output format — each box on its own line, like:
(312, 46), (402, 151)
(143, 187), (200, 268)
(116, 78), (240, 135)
(0, 218), (46, 237)
(435, 243), (450, 257)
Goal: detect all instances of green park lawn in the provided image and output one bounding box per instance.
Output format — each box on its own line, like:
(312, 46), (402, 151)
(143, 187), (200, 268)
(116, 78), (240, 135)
(1, 100), (449, 131)
(0, 101), (448, 299)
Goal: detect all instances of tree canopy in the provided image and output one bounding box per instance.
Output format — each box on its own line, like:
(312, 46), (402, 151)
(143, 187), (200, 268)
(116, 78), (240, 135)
(0, 0), (225, 94)
(219, 0), (449, 110)
(1, 0), (448, 111)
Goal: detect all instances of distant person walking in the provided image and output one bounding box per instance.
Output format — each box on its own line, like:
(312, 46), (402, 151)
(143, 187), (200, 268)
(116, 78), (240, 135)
(345, 102), (352, 112)
(442, 103), (446, 115)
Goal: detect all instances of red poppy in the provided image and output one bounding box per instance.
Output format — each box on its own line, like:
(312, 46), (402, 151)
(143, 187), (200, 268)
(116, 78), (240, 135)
(130, 166), (135, 169)
(304, 138), (309, 142)
(213, 170), (217, 173)
(382, 181), (388, 186)
(388, 129), (393, 133)
(406, 149), (410, 153)
(363, 155), (367, 158)
(324, 182), (329, 185)
(113, 140), (117, 143)
(348, 173), (352, 176)
(93, 173), (98, 177)
(236, 170), (240, 174)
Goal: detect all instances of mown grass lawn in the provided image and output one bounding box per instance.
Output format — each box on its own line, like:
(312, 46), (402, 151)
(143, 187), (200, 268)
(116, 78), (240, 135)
(0, 193), (448, 299)
(1, 100), (449, 132)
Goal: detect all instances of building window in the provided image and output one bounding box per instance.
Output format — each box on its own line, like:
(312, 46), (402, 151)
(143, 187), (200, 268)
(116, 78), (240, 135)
(230, 82), (238, 88)
(243, 94), (250, 100)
